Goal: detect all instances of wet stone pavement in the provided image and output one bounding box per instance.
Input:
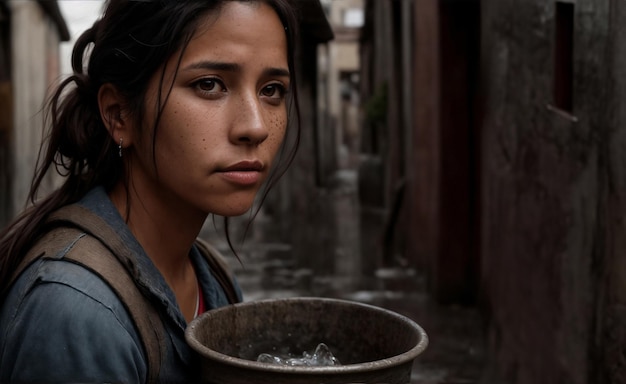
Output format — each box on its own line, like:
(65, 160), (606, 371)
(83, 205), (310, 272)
(200, 232), (486, 384)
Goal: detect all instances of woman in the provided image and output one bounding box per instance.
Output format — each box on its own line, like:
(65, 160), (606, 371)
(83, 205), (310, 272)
(0, 0), (300, 382)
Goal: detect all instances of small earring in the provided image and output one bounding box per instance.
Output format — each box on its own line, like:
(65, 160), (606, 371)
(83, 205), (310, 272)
(118, 138), (123, 158)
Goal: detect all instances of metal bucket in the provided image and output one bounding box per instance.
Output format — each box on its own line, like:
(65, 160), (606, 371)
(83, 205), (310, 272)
(185, 297), (429, 384)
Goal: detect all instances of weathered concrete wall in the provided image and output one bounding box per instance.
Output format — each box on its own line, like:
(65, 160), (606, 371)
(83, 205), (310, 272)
(601, 1), (626, 381)
(0, 3), (12, 225)
(408, 0), (481, 303)
(10, 0), (48, 214)
(9, 0), (64, 216)
(410, 0), (440, 275)
(480, 0), (623, 382)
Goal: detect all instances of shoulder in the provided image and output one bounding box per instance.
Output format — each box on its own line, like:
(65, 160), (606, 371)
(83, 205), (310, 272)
(0, 258), (146, 383)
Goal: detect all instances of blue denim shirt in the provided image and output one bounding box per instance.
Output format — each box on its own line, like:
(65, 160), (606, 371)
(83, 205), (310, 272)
(0, 187), (243, 383)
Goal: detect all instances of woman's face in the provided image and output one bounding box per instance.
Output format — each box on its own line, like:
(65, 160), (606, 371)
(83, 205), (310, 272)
(131, 1), (289, 218)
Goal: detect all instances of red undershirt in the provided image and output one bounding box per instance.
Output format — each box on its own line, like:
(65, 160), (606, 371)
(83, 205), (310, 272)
(196, 285), (205, 316)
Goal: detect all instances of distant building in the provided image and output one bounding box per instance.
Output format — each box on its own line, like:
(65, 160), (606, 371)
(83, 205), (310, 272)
(319, 0), (363, 169)
(318, 0), (363, 288)
(0, 0), (69, 225)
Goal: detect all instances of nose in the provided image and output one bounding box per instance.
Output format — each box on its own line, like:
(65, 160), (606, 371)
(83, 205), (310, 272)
(230, 92), (269, 146)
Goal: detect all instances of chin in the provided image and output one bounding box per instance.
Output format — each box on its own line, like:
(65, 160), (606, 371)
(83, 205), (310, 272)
(211, 202), (255, 217)
(204, 192), (259, 217)
(222, 208), (254, 217)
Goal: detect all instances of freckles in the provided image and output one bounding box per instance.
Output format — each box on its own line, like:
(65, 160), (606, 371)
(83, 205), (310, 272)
(266, 114), (287, 148)
(266, 115), (284, 144)
(268, 112), (287, 132)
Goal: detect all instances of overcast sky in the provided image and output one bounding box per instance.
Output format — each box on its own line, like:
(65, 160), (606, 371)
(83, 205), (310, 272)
(58, 0), (105, 75)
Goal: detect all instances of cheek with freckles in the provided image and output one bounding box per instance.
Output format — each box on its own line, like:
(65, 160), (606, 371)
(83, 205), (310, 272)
(266, 112), (288, 152)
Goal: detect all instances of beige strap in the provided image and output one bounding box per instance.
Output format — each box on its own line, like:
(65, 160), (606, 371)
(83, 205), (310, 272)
(10, 226), (83, 285)
(63, 235), (164, 383)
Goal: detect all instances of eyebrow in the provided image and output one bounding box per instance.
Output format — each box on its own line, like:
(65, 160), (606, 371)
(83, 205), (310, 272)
(182, 60), (290, 78)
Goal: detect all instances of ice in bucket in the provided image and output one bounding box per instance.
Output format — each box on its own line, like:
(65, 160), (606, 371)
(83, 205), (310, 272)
(257, 342), (341, 366)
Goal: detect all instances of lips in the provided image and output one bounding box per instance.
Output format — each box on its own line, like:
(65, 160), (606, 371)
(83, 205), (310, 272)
(217, 160), (264, 186)
(220, 160), (263, 172)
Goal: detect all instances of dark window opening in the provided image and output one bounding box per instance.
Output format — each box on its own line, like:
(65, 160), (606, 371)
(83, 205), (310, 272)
(554, 1), (574, 112)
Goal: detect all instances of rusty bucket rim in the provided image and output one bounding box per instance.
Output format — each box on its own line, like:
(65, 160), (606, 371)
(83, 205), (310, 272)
(185, 296), (429, 375)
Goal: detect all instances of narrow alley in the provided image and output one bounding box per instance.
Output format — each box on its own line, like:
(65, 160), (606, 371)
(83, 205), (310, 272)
(3, 1), (625, 383)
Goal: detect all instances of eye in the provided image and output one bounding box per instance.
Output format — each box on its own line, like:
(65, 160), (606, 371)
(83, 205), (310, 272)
(260, 83), (287, 102)
(193, 78), (227, 97)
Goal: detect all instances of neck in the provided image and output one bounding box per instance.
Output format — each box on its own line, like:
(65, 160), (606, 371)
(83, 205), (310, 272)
(108, 181), (205, 322)
(108, 182), (205, 283)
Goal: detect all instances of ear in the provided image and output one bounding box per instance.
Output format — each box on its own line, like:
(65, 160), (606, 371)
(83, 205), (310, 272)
(97, 83), (133, 148)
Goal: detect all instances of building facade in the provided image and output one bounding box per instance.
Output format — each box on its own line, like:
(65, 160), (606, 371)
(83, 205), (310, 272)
(359, 0), (625, 382)
(0, 0), (69, 225)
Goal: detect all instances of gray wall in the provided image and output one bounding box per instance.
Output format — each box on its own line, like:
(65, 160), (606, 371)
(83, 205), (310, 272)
(3, 1), (66, 224)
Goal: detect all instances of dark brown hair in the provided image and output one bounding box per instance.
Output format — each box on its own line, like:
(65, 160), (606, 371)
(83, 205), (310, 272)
(0, 0), (301, 296)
